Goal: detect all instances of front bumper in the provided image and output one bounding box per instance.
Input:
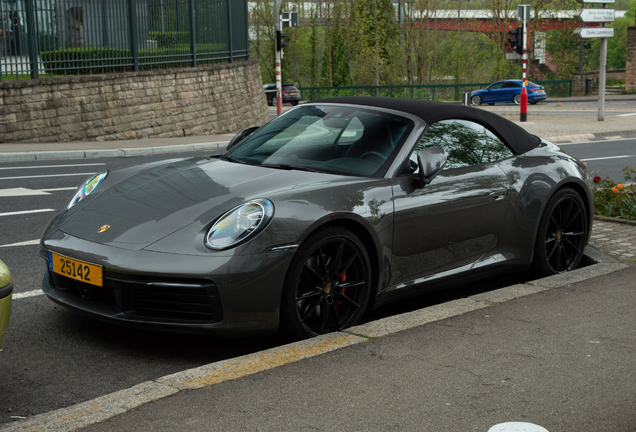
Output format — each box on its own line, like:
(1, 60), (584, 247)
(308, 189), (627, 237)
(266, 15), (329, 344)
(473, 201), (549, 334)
(41, 232), (296, 338)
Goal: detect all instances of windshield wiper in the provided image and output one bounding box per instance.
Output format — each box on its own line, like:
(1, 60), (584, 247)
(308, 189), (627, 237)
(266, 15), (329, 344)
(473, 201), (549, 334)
(261, 164), (321, 173)
(219, 155), (248, 164)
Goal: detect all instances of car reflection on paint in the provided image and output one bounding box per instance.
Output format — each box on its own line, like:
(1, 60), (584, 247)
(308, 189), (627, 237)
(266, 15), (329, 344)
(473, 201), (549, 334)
(40, 97), (593, 340)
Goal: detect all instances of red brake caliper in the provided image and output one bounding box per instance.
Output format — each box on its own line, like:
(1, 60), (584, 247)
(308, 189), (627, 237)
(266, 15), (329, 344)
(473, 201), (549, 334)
(335, 262), (346, 309)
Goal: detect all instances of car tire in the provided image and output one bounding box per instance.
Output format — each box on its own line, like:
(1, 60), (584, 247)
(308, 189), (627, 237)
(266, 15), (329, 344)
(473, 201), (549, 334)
(514, 94), (521, 105)
(471, 95), (482, 106)
(532, 188), (588, 277)
(291, 101), (299, 106)
(270, 96), (276, 106)
(280, 226), (372, 340)
(530, 100), (538, 105)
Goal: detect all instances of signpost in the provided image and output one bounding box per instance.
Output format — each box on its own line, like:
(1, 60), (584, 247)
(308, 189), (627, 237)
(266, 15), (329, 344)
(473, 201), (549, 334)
(574, 0), (615, 121)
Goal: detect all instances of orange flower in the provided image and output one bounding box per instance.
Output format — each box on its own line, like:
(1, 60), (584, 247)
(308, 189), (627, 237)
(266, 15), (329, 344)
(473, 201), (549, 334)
(612, 187), (618, 193)
(617, 183), (624, 190)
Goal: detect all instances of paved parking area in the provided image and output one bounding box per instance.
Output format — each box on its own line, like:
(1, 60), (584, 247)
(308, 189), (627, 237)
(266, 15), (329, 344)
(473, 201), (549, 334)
(590, 218), (636, 264)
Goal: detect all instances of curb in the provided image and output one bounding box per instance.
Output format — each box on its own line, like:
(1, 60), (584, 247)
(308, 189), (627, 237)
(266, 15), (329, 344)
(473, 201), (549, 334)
(546, 130), (636, 144)
(0, 142), (229, 163)
(594, 214), (636, 226)
(1, 247), (627, 432)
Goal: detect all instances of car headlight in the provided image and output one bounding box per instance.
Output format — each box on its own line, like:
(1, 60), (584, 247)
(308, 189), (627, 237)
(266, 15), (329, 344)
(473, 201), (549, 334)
(67, 171), (108, 209)
(205, 199), (274, 250)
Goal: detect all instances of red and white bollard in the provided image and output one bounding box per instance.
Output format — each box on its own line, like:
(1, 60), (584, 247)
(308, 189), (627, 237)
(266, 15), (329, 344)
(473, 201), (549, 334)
(520, 85), (528, 122)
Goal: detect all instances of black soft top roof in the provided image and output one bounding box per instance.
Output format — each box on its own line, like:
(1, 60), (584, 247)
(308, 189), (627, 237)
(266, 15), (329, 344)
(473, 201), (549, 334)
(312, 96), (541, 155)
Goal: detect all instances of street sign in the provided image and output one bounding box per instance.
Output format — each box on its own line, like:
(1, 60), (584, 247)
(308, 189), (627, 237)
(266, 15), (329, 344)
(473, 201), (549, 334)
(574, 27), (615, 38)
(576, 0), (614, 3)
(281, 12), (298, 29)
(574, 8), (615, 23)
(517, 4), (530, 20)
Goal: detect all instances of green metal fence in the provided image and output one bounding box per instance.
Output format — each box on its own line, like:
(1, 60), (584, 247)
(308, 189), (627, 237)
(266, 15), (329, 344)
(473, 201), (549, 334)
(0, 0), (249, 81)
(299, 80), (572, 102)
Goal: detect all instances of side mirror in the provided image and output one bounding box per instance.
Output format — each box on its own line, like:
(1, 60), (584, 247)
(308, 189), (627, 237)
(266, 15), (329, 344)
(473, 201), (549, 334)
(413, 146), (446, 188)
(226, 126), (259, 151)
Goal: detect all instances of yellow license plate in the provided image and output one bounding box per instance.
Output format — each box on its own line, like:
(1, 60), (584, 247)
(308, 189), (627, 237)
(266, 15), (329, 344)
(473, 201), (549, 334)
(48, 251), (103, 287)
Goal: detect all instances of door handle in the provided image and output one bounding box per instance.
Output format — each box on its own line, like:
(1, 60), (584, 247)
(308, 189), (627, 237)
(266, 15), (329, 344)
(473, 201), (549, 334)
(489, 190), (507, 201)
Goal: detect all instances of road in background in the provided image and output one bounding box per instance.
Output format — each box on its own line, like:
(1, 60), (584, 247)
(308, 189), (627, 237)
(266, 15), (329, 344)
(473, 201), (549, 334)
(560, 138), (636, 182)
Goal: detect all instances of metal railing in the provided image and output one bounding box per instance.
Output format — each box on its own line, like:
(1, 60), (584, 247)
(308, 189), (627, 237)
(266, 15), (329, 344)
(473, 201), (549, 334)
(299, 80), (572, 101)
(0, 0), (249, 81)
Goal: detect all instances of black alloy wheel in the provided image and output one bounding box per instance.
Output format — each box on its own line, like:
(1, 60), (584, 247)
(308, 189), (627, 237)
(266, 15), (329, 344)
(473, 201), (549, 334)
(281, 227), (371, 339)
(533, 188), (588, 276)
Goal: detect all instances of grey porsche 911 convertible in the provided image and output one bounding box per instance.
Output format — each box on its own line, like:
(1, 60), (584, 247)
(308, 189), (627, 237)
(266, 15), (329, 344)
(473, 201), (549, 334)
(40, 97), (593, 339)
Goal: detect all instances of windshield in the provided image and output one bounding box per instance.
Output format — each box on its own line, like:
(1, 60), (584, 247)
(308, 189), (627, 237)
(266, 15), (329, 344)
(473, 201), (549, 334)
(224, 105), (412, 177)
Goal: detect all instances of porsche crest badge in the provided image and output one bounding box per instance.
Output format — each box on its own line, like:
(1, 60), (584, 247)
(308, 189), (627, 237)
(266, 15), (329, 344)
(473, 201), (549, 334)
(98, 225), (111, 233)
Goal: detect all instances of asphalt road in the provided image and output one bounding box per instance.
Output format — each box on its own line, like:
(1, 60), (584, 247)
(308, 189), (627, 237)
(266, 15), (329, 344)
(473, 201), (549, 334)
(0, 136), (626, 426)
(561, 137), (636, 183)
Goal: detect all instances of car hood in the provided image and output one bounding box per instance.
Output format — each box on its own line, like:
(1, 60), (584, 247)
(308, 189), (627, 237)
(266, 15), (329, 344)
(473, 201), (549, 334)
(57, 157), (343, 251)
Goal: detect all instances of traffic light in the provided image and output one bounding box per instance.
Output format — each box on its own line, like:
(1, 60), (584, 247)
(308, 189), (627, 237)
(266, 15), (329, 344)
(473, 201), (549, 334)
(508, 27), (523, 55)
(276, 30), (288, 52)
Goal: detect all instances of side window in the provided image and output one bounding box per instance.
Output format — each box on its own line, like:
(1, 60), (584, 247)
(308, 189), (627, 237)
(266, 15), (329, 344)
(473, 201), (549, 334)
(503, 82), (520, 89)
(407, 120), (515, 174)
(484, 128), (514, 162)
(410, 120), (490, 171)
(489, 83), (503, 90)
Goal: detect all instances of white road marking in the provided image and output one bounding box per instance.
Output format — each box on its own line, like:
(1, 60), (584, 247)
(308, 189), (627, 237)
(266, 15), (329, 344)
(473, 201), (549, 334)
(0, 208), (55, 217)
(0, 172), (95, 181)
(581, 155), (635, 162)
(0, 239), (40, 247)
(0, 163), (105, 170)
(0, 186), (77, 197)
(13, 290), (45, 300)
(616, 112), (636, 117)
(0, 187), (51, 197)
(41, 187), (79, 192)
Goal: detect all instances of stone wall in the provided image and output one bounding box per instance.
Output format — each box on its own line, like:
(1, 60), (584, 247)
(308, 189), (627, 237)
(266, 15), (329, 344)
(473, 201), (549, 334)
(572, 69), (626, 96)
(0, 58), (269, 143)
(627, 27), (636, 92)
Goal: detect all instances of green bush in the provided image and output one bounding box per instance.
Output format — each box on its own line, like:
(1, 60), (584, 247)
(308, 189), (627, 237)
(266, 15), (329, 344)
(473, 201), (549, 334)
(40, 43), (229, 75)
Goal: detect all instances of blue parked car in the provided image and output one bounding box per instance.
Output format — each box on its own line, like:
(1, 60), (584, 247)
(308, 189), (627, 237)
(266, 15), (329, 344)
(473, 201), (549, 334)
(470, 80), (547, 106)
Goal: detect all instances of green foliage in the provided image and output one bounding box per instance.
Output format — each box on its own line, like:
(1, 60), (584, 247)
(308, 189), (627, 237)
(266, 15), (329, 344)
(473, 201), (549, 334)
(594, 167), (636, 219)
